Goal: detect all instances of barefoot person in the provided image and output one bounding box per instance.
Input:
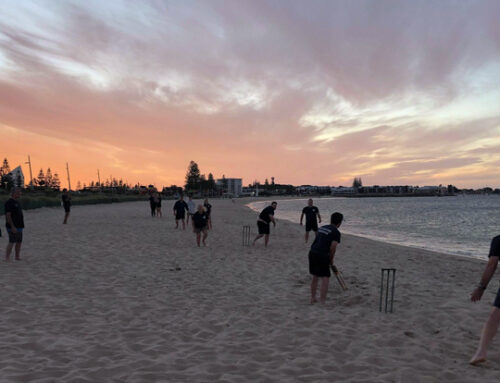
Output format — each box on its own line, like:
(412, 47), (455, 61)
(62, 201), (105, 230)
(469, 235), (500, 365)
(4, 188), (24, 261)
(252, 201), (277, 247)
(308, 212), (343, 304)
(192, 205), (209, 247)
(204, 198), (212, 229)
(61, 188), (71, 224)
(173, 195), (188, 229)
(186, 196), (196, 226)
(300, 198), (321, 243)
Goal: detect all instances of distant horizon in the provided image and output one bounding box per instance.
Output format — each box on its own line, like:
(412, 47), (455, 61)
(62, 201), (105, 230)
(1, 1), (500, 189)
(2, 155), (499, 191)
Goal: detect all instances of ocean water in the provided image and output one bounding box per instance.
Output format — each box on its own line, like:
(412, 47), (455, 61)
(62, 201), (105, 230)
(247, 195), (500, 260)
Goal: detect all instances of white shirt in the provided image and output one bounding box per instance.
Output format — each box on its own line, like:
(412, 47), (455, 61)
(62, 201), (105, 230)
(187, 200), (196, 214)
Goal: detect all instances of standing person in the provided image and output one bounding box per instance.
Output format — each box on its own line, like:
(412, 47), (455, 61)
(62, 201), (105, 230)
(308, 212), (343, 304)
(204, 198), (212, 230)
(300, 198), (322, 243)
(186, 196), (196, 226)
(173, 195), (188, 229)
(4, 188), (24, 261)
(149, 192), (156, 217)
(252, 201), (277, 247)
(61, 188), (72, 224)
(192, 205), (209, 247)
(154, 192), (162, 218)
(469, 235), (500, 365)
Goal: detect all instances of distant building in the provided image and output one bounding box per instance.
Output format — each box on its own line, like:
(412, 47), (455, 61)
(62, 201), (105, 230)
(331, 186), (355, 195)
(217, 178), (242, 197)
(8, 166), (24, 188)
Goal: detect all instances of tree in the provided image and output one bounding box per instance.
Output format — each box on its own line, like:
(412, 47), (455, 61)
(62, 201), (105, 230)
(185, 160), (201, 192)
(77, 181), (82, 190)
(36, 168), (46, 187)
(46, 168), (53, 188)
(1, 158), (10, 174)
(352, 177), (363, 189)
(0, 158), (13, 189)
(52, 173), (61, 190)
(208, 173), (216, 192)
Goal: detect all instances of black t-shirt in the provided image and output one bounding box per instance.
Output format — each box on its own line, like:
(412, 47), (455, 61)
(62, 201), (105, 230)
(310, 224), (341, 255)
(302, 206), (319, 223)
(5, 198), (24, 229)
(488, 235), (500, 258)
(192, 211), (208, 228)
(62, 194), (71, 206)
(259, 206), (275, 224)
(173, 200), (188, 213)
(204, 203), (212, 215)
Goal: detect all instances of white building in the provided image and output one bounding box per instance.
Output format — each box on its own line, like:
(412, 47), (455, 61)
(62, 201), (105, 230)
(9, 166), (25, 188)
(217, 178), (242, 197)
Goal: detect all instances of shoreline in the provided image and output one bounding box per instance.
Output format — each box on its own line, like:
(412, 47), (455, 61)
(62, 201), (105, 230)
(243, 196), (490, 263)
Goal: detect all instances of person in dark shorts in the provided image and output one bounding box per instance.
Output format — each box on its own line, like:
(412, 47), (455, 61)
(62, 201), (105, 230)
(308, 212), (343, 304)
(62, 188), (71, 224)
(192, 205), (209, 246)
(173, 196), (189, 229)
(469, 235), (500, 365)
(300, 198), (322, 243)
(252, 201), (277, 247)
(203, 198), (212, 230)
(149, 193), (156, 217)
(154, 192), (162, 217)
(4, 188), (24, 261)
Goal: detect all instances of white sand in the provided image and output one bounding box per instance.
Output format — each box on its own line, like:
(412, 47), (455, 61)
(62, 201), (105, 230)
(1, 198), (499, 382)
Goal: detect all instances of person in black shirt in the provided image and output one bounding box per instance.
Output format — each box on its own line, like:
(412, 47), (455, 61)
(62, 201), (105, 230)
(308, 212), (343, 304)
(149, 193), (156, 217)
(4, 188), (24, 261)
(203, 198), (212, 230)
(469, 235), (500, 365)
(192, 205), (209, 246)
(300, 198), (322, 243)
(62, 188), (71, 224)
(252, 201), (277, 247)
(173, 196), (189, 229)
(154, 192), (162, 218)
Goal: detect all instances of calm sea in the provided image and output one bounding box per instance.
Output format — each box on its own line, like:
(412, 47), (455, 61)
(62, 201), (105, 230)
(248, 195), (500, 260)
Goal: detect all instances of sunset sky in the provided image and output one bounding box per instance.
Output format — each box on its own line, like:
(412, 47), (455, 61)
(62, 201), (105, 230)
(1, 0), (499, 189)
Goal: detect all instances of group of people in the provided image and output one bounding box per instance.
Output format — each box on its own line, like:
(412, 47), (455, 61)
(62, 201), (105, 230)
(251, 198), (500, 366)
(252, 199), (341, 304)
(172, 195), (212, 247)
(3, 188), (500, 366)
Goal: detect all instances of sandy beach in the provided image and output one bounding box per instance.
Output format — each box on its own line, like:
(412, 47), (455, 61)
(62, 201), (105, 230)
(1, 198), (499, 382)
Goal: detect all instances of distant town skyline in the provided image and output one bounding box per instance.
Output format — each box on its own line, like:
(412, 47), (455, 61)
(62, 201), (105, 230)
(1, 0), (500, 189)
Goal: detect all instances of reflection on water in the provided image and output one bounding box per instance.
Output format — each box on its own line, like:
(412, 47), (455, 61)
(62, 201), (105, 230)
(248, 195), (500, 260)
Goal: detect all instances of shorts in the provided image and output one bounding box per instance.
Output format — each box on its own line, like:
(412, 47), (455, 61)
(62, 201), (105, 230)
(63, 204), (71, 213)
(7, 228), (23, 243)
(308, 251), (331, 277)
(176, 213), (185, 220)
(305, 221), (318, 232)
(494, 286), (500, 309)
(193, 226), (207, 234)
(257, 221), (270, 235)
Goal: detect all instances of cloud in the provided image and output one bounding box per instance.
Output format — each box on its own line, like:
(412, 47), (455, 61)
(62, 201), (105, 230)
(0, 0), (500, 188)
